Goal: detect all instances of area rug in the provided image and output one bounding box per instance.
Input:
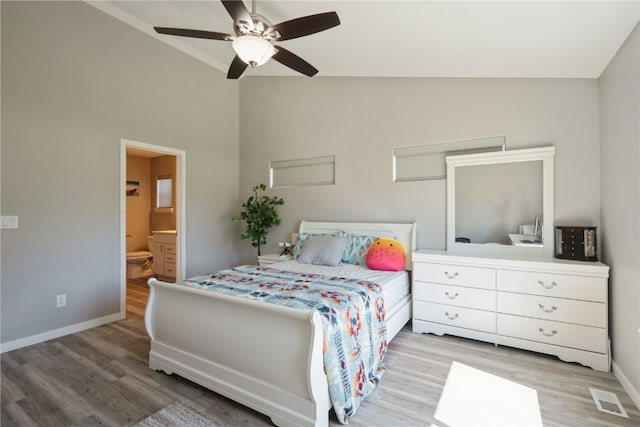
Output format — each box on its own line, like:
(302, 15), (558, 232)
(136, 401), (221, 427)
(433, 361), (543, 427)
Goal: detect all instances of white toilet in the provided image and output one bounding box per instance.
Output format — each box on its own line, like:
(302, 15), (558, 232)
(126, 235), (154, 279)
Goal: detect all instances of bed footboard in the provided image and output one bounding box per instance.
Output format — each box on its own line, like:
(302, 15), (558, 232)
(145, 278), (330, 427)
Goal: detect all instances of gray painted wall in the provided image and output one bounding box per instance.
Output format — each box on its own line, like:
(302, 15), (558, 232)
(238, 77), (601, 259)
(600, 23), (640, 403)
(1, 1), (240, 343)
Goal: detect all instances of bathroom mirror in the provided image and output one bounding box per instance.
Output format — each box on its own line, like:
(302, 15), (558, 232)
(446, 146), (555, 257)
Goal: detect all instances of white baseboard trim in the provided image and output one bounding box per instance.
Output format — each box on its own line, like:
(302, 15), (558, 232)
(0, 311), (125, 353)
(612, 360), (640, 411)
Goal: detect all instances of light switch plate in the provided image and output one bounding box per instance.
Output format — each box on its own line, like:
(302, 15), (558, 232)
(1, 216), (19, 229)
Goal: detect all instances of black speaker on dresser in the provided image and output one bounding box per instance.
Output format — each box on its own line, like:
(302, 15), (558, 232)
(554, 226), (598, 261)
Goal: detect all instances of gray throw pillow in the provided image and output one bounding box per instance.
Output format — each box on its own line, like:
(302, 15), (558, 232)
(298, 235), (349, 266)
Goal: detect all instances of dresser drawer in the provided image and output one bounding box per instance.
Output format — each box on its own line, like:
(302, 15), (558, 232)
(497, 314), (606, 353)
(497, 270), (606, 302)
(414, 263), (495, 289)
(164, 244), (176, 255)
(497, 292), (606, 327)
(414, 283), (495, 311)
(414, 301), (495, 333)
(164, 263), (176, 277)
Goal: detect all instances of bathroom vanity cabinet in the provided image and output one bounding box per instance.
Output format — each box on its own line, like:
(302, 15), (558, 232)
(153, 232), (176, 281)
(412, 249), (610, 371)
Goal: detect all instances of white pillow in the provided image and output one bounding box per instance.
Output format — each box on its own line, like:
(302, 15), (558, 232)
(298, 235), (349, 266)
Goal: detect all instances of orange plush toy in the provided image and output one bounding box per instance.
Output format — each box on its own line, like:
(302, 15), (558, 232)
(365, 238), (405, 271)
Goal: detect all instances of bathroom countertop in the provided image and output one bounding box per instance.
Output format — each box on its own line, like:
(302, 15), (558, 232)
(152, 230), (177, 235)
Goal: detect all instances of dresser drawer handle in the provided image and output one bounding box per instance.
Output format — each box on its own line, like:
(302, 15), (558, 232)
(445, 291), (459, 300)
(538, 304), (558, 313)
(444, 272), (459, 279)
(538, 327), (557, 337)
(537, 280), (557, 289)
(445, 312), (459, 320)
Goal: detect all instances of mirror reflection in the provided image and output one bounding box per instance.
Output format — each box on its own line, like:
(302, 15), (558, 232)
(455, 161), (543, 245)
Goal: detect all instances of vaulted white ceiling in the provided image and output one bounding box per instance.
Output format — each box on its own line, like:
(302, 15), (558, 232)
(88, 0), (639, 79)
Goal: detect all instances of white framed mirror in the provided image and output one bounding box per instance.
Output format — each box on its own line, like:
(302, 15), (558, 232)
(446, 146), (555, 257)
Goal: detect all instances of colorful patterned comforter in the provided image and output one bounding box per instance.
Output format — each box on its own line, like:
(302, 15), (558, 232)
(181, 265), (388, 424)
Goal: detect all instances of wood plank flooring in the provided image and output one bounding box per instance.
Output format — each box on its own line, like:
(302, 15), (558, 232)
(2, 279), (639, 426)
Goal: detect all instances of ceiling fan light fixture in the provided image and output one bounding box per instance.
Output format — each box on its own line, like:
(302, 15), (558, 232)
(232, 35), (275, 67)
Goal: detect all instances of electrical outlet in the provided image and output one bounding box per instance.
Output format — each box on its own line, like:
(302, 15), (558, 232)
(56, 294), (66, 308)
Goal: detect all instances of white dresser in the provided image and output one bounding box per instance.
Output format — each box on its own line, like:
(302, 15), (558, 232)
(412, 249), (610, 371)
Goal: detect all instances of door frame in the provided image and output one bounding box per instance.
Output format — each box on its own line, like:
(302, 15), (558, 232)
(120, 139), (186, 316)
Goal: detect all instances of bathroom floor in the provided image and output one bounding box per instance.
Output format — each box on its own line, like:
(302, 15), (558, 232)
(126, 277), (150, 319)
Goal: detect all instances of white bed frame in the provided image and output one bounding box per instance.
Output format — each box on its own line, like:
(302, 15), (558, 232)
(145, 221), (416, 427)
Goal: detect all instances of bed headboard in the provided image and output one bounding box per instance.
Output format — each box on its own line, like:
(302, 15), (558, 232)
(298, 220), (418, 270)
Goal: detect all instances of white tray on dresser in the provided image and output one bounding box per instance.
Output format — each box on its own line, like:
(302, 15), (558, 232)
(412, 249), (610, 371)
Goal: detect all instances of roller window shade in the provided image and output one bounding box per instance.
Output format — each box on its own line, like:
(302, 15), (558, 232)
(270, 155), (335, 188)
(393, 136), (505, 181)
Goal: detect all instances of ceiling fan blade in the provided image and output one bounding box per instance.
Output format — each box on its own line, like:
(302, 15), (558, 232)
(272, 46), (318, 77)
(221, 0), (253, 30)
(265, 12), (340, 41)
(154, 27), (232, 41)
(227, 55), (249, 79)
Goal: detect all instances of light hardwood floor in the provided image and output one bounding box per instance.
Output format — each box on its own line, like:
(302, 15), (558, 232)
(2, 279), (639, 426)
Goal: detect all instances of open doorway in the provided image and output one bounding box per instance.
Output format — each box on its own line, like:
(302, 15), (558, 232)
(120, 139), (186, 318)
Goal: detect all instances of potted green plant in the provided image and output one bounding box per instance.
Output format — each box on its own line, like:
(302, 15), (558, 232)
(232, 183), (285, 256)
